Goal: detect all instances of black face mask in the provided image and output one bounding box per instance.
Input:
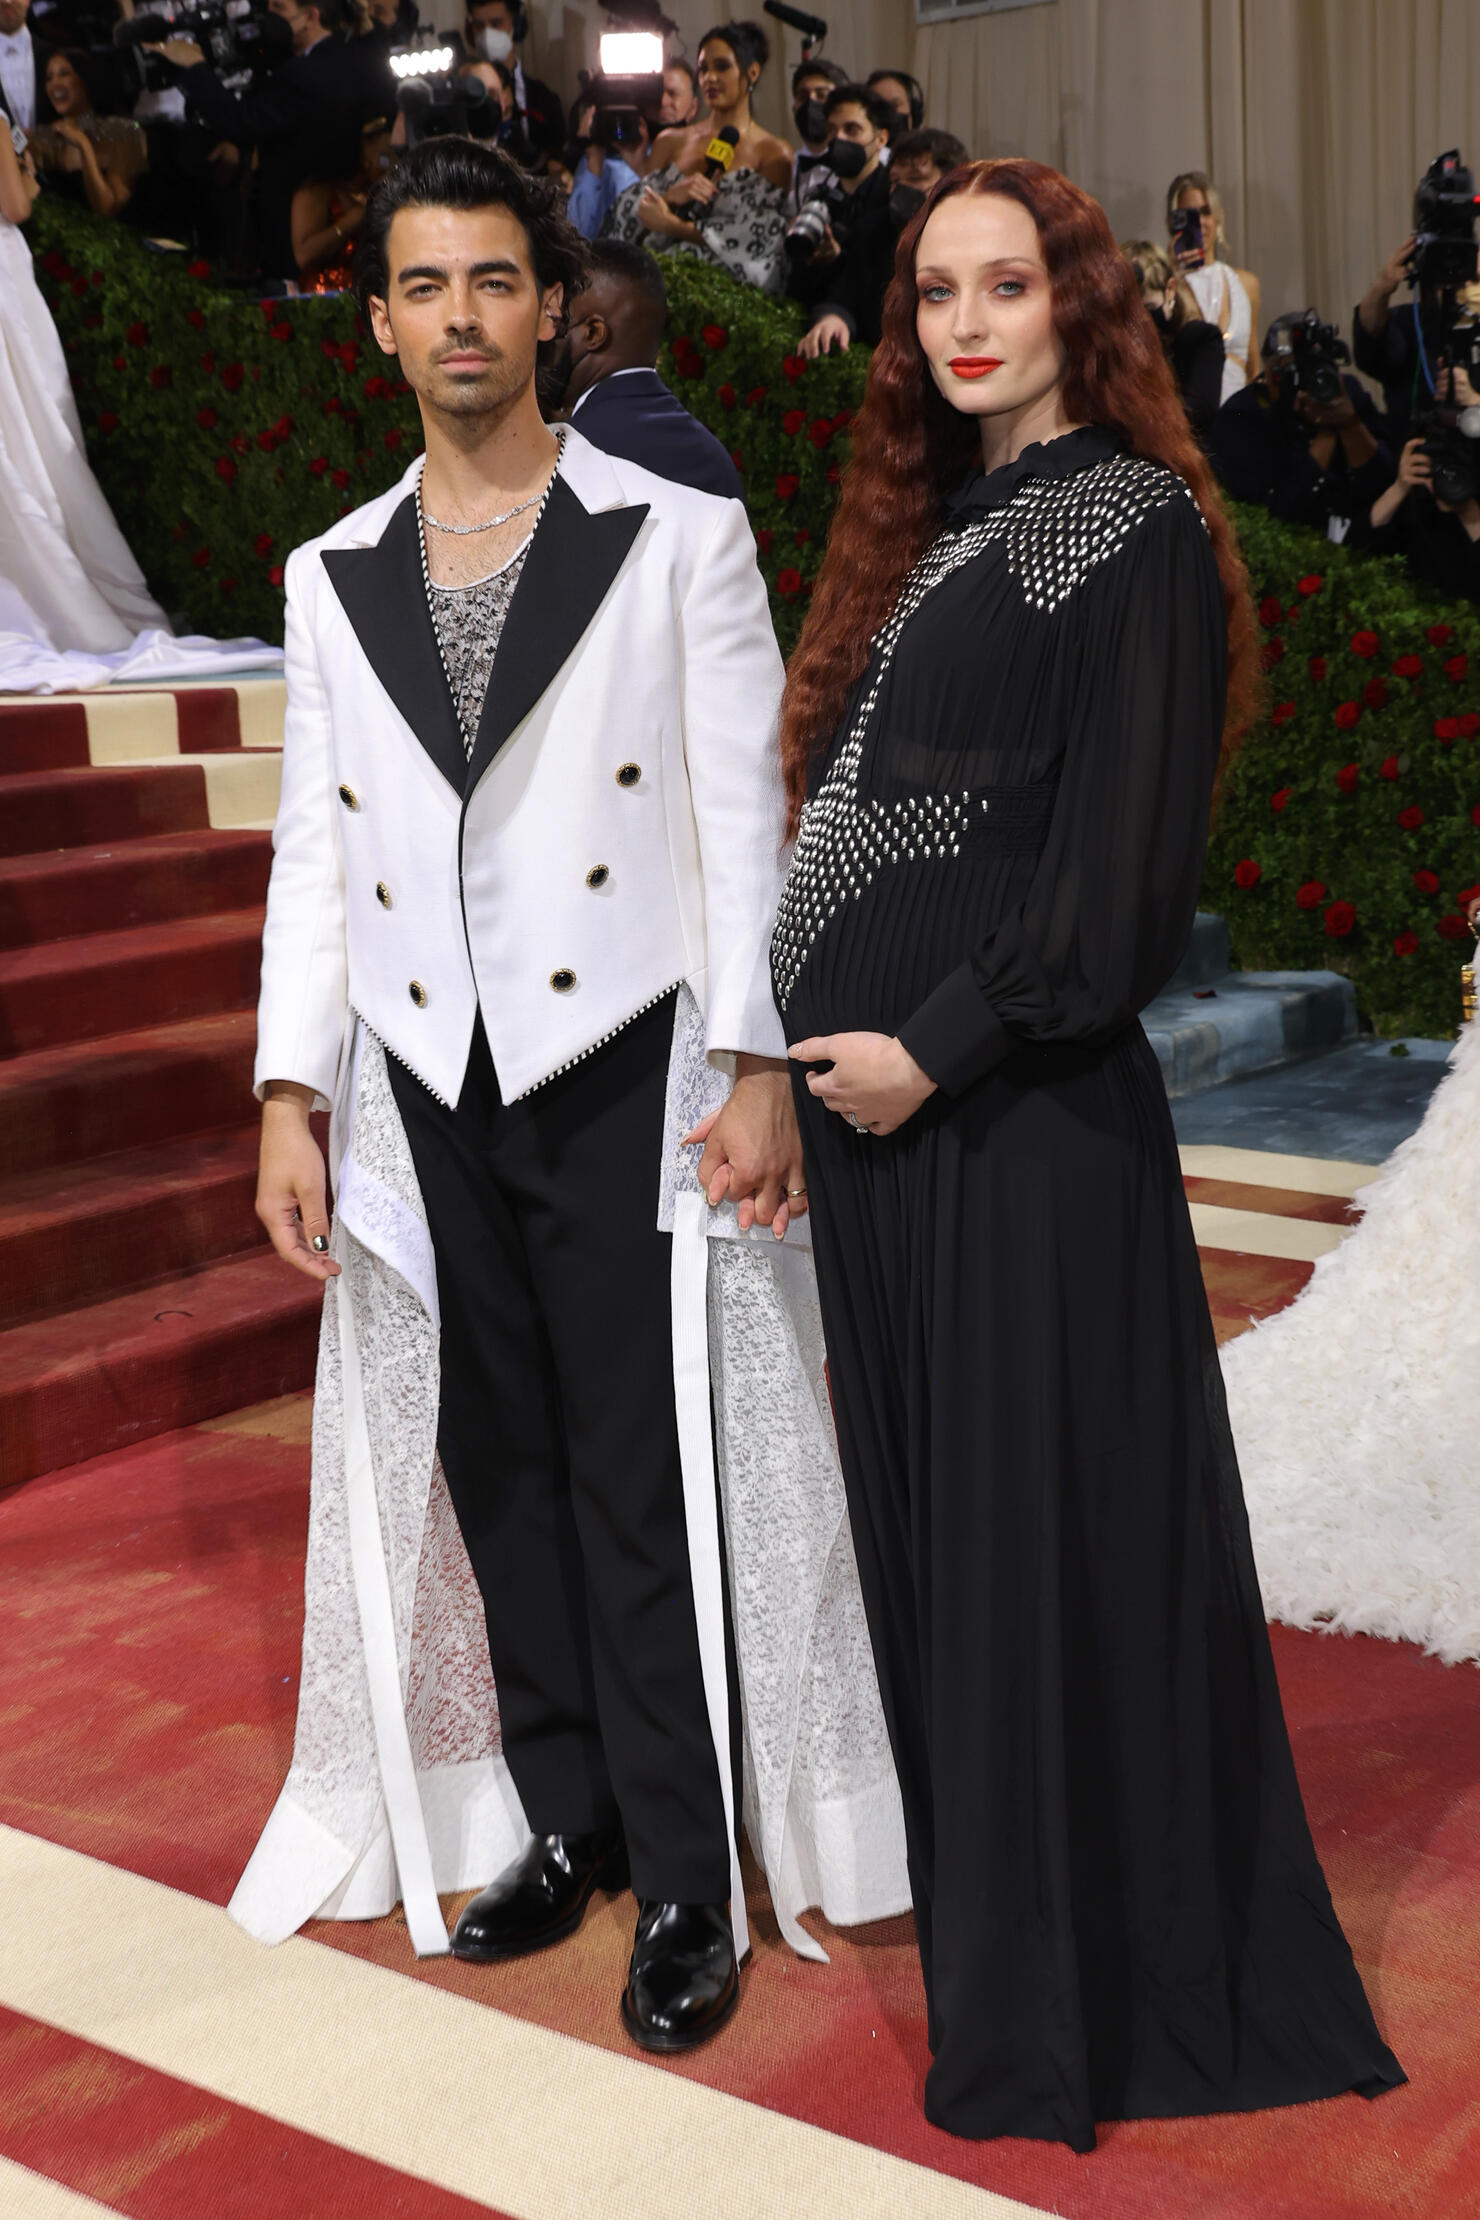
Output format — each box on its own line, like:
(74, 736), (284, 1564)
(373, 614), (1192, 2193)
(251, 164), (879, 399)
(1148, 302), (1169, 330)
(889, 182), (926, 228)
(794, 96), (827, 144)
(826, 134), (868, 180)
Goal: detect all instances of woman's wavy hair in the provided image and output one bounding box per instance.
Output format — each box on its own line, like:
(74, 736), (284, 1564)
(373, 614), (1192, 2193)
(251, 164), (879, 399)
(779, 158), (1260, 833)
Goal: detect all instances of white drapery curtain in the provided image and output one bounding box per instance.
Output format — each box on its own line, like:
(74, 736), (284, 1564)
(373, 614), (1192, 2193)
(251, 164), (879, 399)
(472, 0), (1480, 356)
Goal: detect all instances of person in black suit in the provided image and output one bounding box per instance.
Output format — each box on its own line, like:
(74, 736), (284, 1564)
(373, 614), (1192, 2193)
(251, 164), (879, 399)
(0, 0), (57, 130)
(150, 0), (393, 278)
(548, 240), (746, 505)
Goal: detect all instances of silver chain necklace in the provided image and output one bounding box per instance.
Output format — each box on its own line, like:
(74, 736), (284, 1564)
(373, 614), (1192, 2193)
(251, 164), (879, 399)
(419, 434), (565, 533)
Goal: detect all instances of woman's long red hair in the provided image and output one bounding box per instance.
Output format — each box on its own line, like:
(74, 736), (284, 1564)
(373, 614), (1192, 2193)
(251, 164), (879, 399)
(779, 159), (1259, 833)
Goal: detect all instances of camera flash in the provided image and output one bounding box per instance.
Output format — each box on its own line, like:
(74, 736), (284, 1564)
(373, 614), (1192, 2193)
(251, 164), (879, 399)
(600, 31), (664, 73)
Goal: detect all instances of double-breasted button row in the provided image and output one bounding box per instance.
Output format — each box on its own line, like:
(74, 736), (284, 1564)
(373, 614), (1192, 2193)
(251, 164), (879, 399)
(550, 968), (576, 994)
(376, 882), (393, 909)
(338, 783), (360, 811)
(409, 981), (428, 1008)
(586, 864), (609, 890)
(615, 763), (641, 788)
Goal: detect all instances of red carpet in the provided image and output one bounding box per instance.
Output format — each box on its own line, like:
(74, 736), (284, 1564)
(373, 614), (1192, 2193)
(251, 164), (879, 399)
(1, 1387), (1475, 2219)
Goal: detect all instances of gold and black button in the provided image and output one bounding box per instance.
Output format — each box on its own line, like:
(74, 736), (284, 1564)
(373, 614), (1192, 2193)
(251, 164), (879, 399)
(549, 968), (576, 993)
(615, 763), (641, 788)
(408, 980), (428, 1008)
(585, 865), (609, 890)
(337, 783), (360, 811)
(376, 882), (393, 909)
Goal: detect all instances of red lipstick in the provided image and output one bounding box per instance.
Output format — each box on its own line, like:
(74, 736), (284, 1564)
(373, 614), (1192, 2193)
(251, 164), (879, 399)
(948, 356), (1003, 379)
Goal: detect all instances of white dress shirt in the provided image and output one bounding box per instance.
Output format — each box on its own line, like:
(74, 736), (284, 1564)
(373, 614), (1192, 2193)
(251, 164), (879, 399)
(0, 26), (38, 131)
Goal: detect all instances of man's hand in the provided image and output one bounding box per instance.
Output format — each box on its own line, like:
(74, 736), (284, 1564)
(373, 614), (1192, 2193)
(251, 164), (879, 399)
(146, 36), (206, 65)
(256, 1082), (340, 1282)
(788, 1032), (936, 1136)
(1295, 387), (1358, 431)
(683, 1057), (806, 1239)
(801, 312), (851, 359)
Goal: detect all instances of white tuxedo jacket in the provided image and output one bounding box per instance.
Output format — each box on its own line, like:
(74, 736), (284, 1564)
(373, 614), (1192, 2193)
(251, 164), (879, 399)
(255, 428), (788, 1109)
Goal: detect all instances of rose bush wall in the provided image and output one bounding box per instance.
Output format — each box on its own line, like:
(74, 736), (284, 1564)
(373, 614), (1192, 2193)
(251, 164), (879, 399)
(30, 198), (1480, 1036)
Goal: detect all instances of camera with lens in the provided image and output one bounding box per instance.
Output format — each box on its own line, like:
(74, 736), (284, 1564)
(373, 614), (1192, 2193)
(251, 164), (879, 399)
(1405, 151), (1480, 507)
(390, 41), (496, 146)
(115, 2), (292, 95)
(1265, 309), (1350, 407)
(572, 5), (671, 157)
(1410, 149), (1480, 293)
(784, 140), (869, 270)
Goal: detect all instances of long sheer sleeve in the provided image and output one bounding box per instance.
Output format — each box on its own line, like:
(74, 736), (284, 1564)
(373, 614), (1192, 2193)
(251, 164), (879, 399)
(897, 491), (1227, 1095)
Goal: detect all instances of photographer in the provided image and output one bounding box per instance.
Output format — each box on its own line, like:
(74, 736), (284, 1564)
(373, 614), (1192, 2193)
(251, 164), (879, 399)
(1360, 365), (1480, 600)
(1122, 238), (1224, 436)
(888, 124), (966, 198)
(1353, 235), (1422, 440)
(565, 88), (640, 237)
(788, 80), (896, 358)
(1208, 309), (1393, 539)
(787, 49), (843, 207)
(150, 0), (394, 279)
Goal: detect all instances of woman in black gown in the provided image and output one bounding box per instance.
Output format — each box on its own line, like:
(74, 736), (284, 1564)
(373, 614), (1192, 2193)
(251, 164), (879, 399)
(773, 159), (1404, 2152)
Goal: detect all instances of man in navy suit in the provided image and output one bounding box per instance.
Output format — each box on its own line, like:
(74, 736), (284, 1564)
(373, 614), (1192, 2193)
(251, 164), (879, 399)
(549, 241), (745, 505)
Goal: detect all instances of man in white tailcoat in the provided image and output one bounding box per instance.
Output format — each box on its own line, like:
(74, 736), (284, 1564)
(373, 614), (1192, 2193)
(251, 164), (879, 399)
(252, 137), (810, 2052)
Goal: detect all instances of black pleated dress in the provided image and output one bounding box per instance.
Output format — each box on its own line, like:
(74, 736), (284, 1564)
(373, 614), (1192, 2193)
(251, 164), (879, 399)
(774, 428), (1404, 2151)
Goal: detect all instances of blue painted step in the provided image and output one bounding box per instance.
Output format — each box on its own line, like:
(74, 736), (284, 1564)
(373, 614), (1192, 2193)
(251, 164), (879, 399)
(1143, 913), (1357, 1098)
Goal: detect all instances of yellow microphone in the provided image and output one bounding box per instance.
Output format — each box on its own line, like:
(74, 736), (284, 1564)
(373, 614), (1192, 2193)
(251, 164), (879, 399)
(703, 126), (740, 179)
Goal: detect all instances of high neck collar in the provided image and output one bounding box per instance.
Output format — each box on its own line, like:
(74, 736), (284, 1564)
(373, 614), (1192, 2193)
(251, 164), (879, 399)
(944, 424), (1125, 518)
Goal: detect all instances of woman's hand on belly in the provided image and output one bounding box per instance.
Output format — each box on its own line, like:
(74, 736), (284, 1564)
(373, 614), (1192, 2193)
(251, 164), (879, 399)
(789, 1033), (938, 1137)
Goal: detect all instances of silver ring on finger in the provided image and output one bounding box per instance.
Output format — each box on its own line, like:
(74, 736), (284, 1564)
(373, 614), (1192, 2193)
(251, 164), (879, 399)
(845, 1110), (863, 1130)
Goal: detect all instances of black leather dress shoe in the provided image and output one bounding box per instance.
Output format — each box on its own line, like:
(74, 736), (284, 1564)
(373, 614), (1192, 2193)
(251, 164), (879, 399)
(620, 1900), (738, 2052)
(451, 1830), (629, 1962)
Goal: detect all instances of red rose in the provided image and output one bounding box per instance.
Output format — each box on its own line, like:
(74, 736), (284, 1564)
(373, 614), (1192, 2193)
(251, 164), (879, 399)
(794, 527), (812, 546)
(1362, 677), (1387, 710)
(1378, 754), (1400, 779)
(1437, 914), (1470, 941)
(1233, 857), (1262, 889)
(807, 419), (834, 448)
(754, 528), (774, 554)
(741, 386), (766, 408)
(1397, 805), (1425, 829)
(1393, 653), (1423, 677)
(776, 473), (800, 502)
(1271, 702), (1296, 725)
(332, 468), (350, 489)
(1295, 880), (1326, 909)
(1445, 653), (1469, 681)
(199, 351), (215, 372)
(323, 398), (342, 418)
(1393, 928), (1419, 956)
(1426, 622), (1454, 646)
(112, 354), (126, 372)
(717, 383), (737, 408)
(1261, 638), (1285, 669)
(1324, 899), (1357, 937)
(776, 568), (804, 599)
(275, 416), (293, 439)
(254, 532), (274, 557)
(832, 408), (853, 430)
(309, 456), (329, 477)
(268, 564), (285, 587)
(1473, 805), (1480, 826)
(230, 433), (248, 454)
(191, 546), (211, 569)
(702, 324), (728, 350)
(1308, 655), (1327, 681)
(126, 320), (148, 348)
(196, 405), (218, 431)
(1350, 629), (1380, 657)
(363, 375), (391, 399)
(257, 428), (277, 452)
(1435, 715), (1462, 744)
(215, 455), (237, 482)
(1413, 868), (1440, 894)
(782, 407), (806, 436)
(149, 364), (173, 389)
(1459, 882), (1480, 907)
(1257, 594), (1282, 628)
(1460, 712), (1480, 737)
(271, 321), (293, 343)
(1333, 700), (1360, 729)
(826, 461), (841, 483)
(97, 411), (118, 433)
(384, 429), (403, 449)
(187, 258), (210, 280)
(186, 308), (206, 331)
(730, 449), (744, 473)
(1270, 786), (1293, 812)
(220, 363), (245, 391)
(782, 353), (807, 382)
(219, 577), (237, 596)
(1297, 573), (1323, 596)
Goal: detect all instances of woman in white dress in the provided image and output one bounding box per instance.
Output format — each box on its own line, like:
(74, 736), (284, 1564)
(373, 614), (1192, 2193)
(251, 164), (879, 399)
(0, 108), (279, 689)
(1167, 170), (1261, 402)
(1222, 901), (1480, 1666)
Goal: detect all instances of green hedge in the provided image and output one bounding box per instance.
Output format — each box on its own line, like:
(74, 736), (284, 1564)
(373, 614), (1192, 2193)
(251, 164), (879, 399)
(29, 198), (1480, 1034)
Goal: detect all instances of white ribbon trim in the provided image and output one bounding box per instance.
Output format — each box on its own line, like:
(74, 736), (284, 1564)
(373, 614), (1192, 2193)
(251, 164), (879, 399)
(671, 1190), (749, 1962)
(335, 1261), (450, 1957)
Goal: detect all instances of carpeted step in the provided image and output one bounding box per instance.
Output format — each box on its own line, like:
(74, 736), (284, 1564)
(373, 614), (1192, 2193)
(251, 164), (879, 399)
(0, 907), (266, 1055)
(0, 676), (286, 770)
(0, 1127), (263, 1329)
(0, 764), (210, 857)
(0, 1246), (322, 1488)
(0, 829), (272, 952)
(0, 1011), (257, 1175)
(0, 701), (91, 773)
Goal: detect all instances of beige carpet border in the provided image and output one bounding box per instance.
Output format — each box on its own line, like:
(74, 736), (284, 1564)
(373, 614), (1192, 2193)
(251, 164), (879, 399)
(1177, 1143), (1381, 1196)
(0, 2156), (124, 2219)
(0, 1827), (1048, 2220)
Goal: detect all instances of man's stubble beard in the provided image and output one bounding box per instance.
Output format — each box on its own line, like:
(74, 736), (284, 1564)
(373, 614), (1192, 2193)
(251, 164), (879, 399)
(411, 344), (534, 426)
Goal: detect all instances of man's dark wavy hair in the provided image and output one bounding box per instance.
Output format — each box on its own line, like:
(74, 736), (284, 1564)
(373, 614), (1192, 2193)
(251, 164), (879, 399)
(353, 137), (590, 335)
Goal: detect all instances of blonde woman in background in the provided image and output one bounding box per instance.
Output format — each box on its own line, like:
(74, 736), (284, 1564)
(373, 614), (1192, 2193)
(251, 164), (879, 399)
(1122, 238), (1225, 434)
(1167, 170), (1260, 399)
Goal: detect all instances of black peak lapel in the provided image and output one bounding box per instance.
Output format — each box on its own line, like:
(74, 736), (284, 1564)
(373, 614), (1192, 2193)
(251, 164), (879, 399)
(464, 475), (650, 795)
(322, 493), (467, 796)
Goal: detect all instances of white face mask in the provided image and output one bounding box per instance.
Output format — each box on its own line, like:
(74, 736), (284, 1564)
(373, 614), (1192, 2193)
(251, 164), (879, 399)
(474, 25), (513, 61)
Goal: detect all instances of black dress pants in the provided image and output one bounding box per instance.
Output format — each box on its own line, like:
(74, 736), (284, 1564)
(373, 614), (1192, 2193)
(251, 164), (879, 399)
(386, 993), (730, 1905)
